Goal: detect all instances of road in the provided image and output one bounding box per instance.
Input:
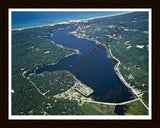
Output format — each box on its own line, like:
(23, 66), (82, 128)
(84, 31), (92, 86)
(82, 98), (139, 106)
(22, 71), (47, 98)
(109, 49), (149, 111)
(22, 67), (149, 110)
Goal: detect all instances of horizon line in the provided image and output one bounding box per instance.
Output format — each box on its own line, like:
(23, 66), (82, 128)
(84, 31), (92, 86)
(11, 11), (135, 31)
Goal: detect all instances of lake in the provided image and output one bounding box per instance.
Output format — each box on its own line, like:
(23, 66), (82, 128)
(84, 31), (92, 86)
(36, 26), (134, 103)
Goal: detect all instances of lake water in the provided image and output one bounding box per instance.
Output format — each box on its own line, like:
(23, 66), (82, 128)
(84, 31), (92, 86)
(36, 26), (134, 103)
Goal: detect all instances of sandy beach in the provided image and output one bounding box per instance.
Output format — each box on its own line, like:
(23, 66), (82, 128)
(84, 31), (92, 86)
(12, 11), (133, 31)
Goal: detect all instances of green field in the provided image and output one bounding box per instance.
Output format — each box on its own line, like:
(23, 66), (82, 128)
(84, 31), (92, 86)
(75, 12), (149, 106)
(12, 12), (149, 115)
(125, 100), (148, 115)
(79, 102), (116, 115)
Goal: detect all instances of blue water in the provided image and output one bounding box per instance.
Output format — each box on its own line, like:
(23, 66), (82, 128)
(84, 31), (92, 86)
(36, 26), (134, 103)
(12, 11), (127, 29)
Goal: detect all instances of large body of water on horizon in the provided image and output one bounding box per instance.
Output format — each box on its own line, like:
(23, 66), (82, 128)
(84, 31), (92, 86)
(12, 11), (134, 103)
(12, 11), (127, 29)
(36, 26), (134, 103)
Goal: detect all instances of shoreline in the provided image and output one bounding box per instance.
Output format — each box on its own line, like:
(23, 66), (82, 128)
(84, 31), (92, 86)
(70, 28), (134, 93)
(108, 48), (130, 88)
(34, 51), (79, 74)
(69, 11), (133, 22)
(109, 49), (149, 110)
(33, 39), (80, 74)
(70, 30), (132, 90)
(70, 27), (149, 110)
(19, 10), (147, 106)
(12, 11), (133, 31)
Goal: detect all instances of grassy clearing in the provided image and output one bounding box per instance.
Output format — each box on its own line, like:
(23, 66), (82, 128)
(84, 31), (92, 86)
(80, 102), (116, 115)
(125, 100), (148, 115)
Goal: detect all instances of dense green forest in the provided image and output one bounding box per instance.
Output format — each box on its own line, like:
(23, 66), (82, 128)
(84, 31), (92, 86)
(75, 12), (149, 106)
(30, 71), (75, 97)
(12, 12), (149, 115)
(12, 23), (116, 115)
(12, 24), (78, 115)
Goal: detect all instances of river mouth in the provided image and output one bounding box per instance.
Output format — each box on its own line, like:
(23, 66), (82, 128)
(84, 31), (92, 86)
(36, 26), (134, 103)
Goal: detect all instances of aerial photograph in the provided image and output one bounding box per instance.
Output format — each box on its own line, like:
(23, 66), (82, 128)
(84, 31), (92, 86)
(9, 9), (151, 119)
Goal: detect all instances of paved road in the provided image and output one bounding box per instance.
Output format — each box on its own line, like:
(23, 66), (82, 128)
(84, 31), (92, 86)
(109, 49), (149, 111)
(82, 98), (139, 106)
